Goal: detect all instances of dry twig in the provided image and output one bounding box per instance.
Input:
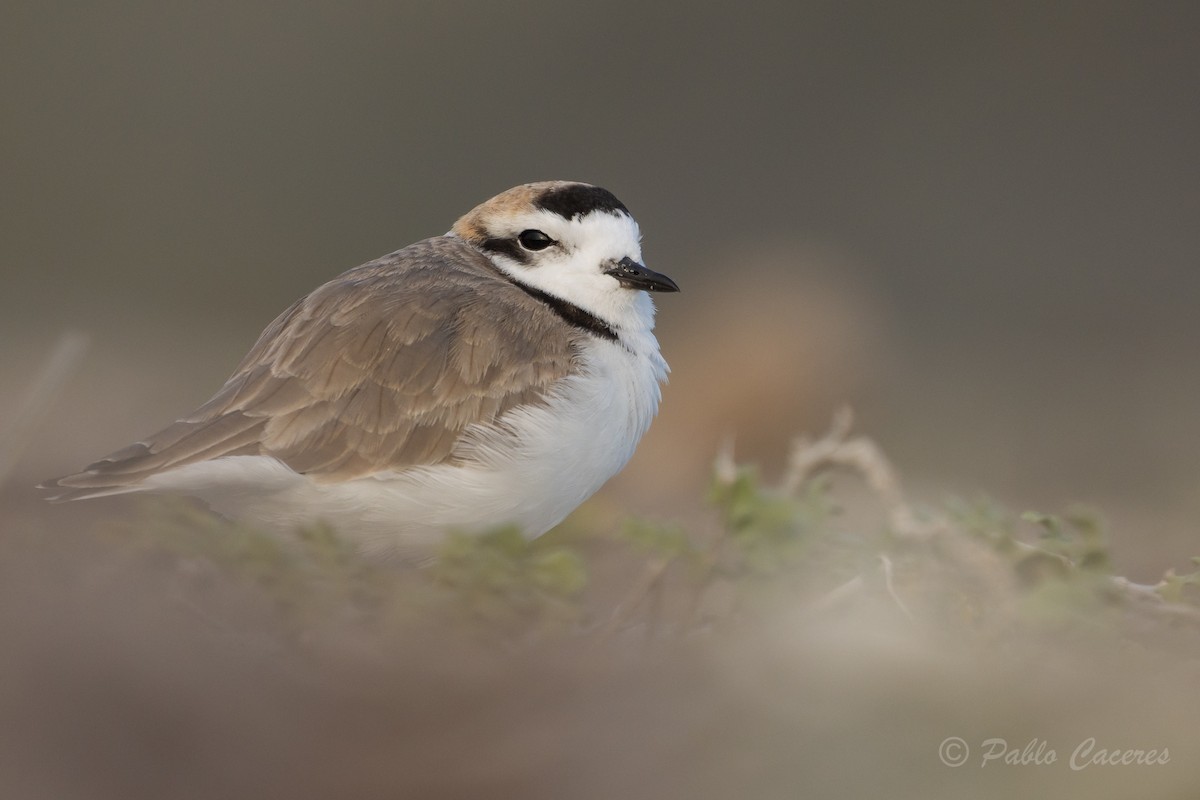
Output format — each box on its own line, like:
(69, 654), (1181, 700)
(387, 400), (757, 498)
(782, 407), (934, 540)
(0, 331), (91, 488)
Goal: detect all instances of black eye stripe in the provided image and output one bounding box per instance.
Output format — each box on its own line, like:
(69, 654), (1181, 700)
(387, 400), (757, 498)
(479, 237), (529, 264)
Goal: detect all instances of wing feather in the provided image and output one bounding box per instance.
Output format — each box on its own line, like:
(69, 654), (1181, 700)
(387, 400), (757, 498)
(46, 237), (579, 497)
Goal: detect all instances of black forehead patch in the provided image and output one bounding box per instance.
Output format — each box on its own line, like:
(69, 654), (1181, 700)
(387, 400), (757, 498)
(536, 184), (629, 220)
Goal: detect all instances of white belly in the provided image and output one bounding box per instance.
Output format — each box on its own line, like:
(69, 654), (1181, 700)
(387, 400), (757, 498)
(142, 336), (668, 558)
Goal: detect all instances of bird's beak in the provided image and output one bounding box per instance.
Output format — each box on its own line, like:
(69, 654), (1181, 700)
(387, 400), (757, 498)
(604, 257), (680, 293)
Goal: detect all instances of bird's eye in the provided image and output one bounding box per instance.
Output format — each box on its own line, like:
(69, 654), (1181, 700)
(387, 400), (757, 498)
(517, 230), (555, 251)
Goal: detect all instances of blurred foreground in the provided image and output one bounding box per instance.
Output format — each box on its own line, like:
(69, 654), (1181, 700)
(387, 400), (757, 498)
(3, 420), (1198, 799)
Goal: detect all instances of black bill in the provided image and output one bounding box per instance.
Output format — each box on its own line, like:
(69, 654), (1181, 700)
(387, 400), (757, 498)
(604, 257), (680, 292)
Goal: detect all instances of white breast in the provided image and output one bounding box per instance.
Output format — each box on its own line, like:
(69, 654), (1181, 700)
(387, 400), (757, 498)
(144, 331), (669, 558)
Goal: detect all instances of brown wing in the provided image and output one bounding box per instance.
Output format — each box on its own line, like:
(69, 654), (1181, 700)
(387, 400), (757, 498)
(47, 237), (579, 497)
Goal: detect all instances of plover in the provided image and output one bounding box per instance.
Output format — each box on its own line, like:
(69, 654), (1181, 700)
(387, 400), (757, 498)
(44, 181), (678, 557)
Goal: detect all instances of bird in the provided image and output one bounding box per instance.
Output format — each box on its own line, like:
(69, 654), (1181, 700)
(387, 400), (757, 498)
(43, 181), (678, 558)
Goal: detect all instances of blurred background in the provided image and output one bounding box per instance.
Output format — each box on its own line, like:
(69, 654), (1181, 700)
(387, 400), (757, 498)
(6, 0), (1198, 577)
(4, 2), (1200, 797)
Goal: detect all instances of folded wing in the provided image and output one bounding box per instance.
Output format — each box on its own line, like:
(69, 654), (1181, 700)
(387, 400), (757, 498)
(45, 237), (577, 499)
